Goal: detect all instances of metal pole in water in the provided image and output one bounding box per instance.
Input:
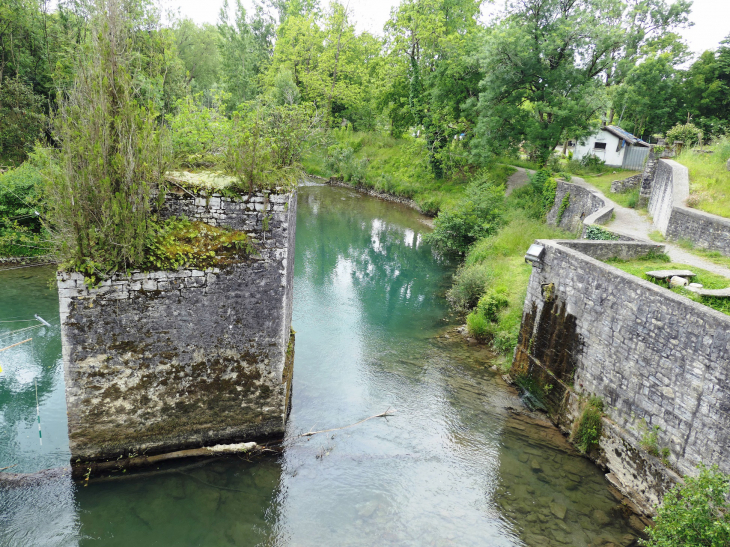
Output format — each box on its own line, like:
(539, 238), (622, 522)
(35, 379), (42, 446)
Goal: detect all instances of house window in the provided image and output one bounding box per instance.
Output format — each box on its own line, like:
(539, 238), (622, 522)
(594, 142), (607, 150)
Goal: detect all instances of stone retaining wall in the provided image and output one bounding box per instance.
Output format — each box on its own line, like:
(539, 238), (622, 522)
(648, 159), (730, 256)
(547, 180), (613, 234)
(610, 174), (642, 193)
(59, 188), (297, 463)
(512, 239), (730, 513)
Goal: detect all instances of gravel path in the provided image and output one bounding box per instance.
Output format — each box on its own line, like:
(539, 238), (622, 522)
(505, 166), (535, 196)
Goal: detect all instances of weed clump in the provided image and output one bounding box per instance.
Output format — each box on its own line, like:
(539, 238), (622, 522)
(572, 396), (604, 453)
(145, 218), (254, 271)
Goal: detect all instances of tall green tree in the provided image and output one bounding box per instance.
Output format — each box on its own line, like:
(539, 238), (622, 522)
(474, 0), (627, 165)
(383, 0), (483, 175)
(218, 0), (275, 109)
(173, 18), (221, 95)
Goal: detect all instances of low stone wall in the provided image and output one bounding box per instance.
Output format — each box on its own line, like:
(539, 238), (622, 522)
(610, 174), (642, 193)
(648, 159), (730, 256)
(512, 239), (730, 513)
(547, 180), (613, 234)
(59, 188), (297, 463)
(555, 240), (664, 261)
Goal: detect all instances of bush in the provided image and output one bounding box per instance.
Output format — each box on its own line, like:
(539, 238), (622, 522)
(572, 397), (604, 453)
(466, 310), (490, 339)
(0, 157), (50, 257)
(426, 178), (505, 254)
(43, 0), (169, 275)
(476, 288), (509, 322)
(447, 263), (492, 312)
(585, 225), (620, 240)
(666, 122), (703, 147)
(642, 464), (730, 547)
(580, 154), (605, 170)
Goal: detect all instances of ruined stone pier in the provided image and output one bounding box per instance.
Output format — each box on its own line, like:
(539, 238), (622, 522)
(58, 182), (297, 464)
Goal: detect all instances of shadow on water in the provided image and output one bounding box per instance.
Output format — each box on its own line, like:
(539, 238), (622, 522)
(1, 185), (640, 546)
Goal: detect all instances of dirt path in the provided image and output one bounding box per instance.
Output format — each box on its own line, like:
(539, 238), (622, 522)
(568, 175), (730, 279)
(505, 166), (535, 196)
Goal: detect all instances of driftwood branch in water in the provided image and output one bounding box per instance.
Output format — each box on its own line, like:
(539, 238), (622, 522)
(297, 408), (396, 438)
(72, 442), (274, 480)
(0, 464), (17, 472)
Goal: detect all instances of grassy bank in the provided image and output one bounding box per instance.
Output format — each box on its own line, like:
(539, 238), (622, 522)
(303, 130), (515, 215)
(444, 172), (575, 360)
(675, 137), (730, 218)
(605, 254), (730, 316)
(578, 170), (642, 208)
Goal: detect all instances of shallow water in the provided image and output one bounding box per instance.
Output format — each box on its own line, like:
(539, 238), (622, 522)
(0, 184), (639, 546)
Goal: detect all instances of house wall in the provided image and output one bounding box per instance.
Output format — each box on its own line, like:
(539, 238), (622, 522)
(574, 130), (624, 167)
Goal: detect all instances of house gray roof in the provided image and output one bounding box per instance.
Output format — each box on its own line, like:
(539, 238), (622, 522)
(602, 125), (650, 147)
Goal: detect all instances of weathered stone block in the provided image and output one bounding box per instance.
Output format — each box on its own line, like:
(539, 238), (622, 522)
(59, 189), (298, 464)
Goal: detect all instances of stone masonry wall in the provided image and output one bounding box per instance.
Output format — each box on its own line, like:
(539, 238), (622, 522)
(547, 180), (609, 233)
(649, 159), (730, 256)
(638, 149), (659, 206)
(58, 188), (297, 462)
(610, 173), (642, 194)
(512, 240), (730, 512)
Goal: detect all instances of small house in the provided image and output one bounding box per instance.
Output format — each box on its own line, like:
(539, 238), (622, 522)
(574, 125), (650, 170)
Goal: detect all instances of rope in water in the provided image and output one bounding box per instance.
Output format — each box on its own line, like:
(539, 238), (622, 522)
(35, 379), (42, 446)
(0, 323), (43, 339)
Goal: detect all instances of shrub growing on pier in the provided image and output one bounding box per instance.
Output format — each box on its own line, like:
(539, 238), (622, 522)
(43, 0), (170, 275)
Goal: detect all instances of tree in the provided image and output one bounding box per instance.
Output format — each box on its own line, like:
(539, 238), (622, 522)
(383, 0), (483, 175)
(600, 0), (692, 124)
(43, 0), (169, 275)
(173, 18), (221, 94)
(218, 0), (275, 109)
(0, 76), (45, 164)
(473, 0), (630, 165)
(642, 465), (730, 547)
(671, 35), (730, 138)
(612, 53), (676, 138)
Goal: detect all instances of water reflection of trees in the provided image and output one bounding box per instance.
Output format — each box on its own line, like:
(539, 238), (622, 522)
(296, 188), (456, 333)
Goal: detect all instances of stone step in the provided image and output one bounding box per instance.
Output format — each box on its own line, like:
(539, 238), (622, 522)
(645, 269), (696, 279)
(686, 286), (730, 298)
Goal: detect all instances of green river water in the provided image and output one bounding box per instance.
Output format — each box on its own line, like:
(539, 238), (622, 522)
(0, 183), (640, 546)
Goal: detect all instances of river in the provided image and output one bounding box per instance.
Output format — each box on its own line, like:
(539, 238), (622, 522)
(0, 183), (639, 546)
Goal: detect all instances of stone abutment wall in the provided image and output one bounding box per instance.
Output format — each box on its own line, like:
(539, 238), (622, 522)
(512, 240), (730, 514)
(649, 159), (730, 256)
(59, 188), (297, 463)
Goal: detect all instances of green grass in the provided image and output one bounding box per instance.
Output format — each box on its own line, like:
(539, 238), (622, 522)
(451, 210), (575, 355)
(675, 137), (730, 218)
(579, 170), (642, 208)
(302, 131), (516, 215)
(605, 255), (730, 316)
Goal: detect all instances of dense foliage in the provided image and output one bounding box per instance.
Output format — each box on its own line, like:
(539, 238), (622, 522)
(642, 465), (730, 547)
(42, 0), (169, 275)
